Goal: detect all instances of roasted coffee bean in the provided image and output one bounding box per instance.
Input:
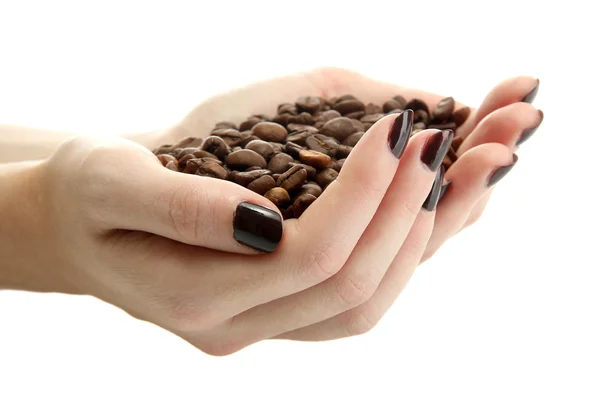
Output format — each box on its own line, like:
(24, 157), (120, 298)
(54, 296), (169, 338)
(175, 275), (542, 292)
(245, 166), (263, 172)
(414, 109), (430, 125)
(193, 150), (219, 160)
(298, 182), (322, 198)
(233, 169), (272, 186)
(157, 154), (177, 167)
(316, 109), (342, 125)
(225, 149), (267, 170)
(365, 103), (382, 114)
(239, 116), (263, 131)
(272, 173), (281, 181)
(342, 132), (364, 147)
(177, 154), (196, 168)
(284, 142), (303, 158)
(278, 103), (298, 115)
(177, 147), (201, 158)
(334, 158), (346, 172)
(201, 157), (223, 165)
(383, 99), (404, 113)
(288, 112), (315, 125)
(211, 128), (246, 146)
(451, 107), (471, 127)
(350, 119), (365, 133)
(336, 94), (357, 103)
(432, 97), (455, 121)
(363, 122), (374, 130)
(269, 142), (285, 153)
(393, 95), (408, 109)
(405, 99), (429, 114)
(336, 145), (352, 159)
(271, 114), (291, 125)
(346, 111), (365, 120)
(201, 136), (230, 159)
(447, 146), (458, 162)
(245, 139), (275, 160)
(238, 133), (260, 147)
(289, 162), (317, 180)
(287, 124), (319, 134)
(295, 96), (323, 113)
(428, 122), (458, 130)
(268, 153), (294, 174)
(299, 149), (332, 169)
(361, 113), (385, 124)
(315, 168), (338, 189)
(214, 121), (237, 130)
(280, 205), (294, 220)
(320, 117), (358, 142)
(264, 187), (291, 207)
(153, 144), (173, 155)
(442, 155), (453, 170)
(412, 122), (426, 134)
(305, 134), (339, 157)
(451, 136), (464, 151)
(292, 194), (317, 218)
(197, 162), (228, 180)
(286, 130), (313, 146)
(334, 99), (365, 115)
(277, 164), (307, 192)
(231, 146), (242, 152)
(182, 158), (203, 174)
(165, 160), (178, 171)
(247, 175), (277, 195)
(252, 122), (288, 143)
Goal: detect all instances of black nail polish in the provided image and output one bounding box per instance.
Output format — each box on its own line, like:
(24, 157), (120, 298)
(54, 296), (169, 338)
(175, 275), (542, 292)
(516, 110), (544, 146)
(487, 154), (518, 187)
(422, 166), (444, 212)
(521, 79), (539, 104)
(421, 129), (454, 171)
(388, 109), (413, 158)
(439, 181), (451, 200)
(233, 202), (283, 253)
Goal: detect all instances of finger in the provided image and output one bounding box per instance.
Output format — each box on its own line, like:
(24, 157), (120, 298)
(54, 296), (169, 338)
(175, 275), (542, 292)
(275, 209), (434, 341)
(98, 151), (284, 255)
(422, 143), (517, 261)
(458, 76), (539, 137)
(457, 102), (544, 157)
(221, 128), (450, 349)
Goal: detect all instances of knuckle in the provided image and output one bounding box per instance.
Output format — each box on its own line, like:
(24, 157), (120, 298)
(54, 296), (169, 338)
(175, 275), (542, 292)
(161, 295), (219, 333)
(298, 240), (346, 283)
(167, 185), (214, 242)
(343, 308), (380, 337)
(196, 337), (241, 357)
(334, 273), (378, 308)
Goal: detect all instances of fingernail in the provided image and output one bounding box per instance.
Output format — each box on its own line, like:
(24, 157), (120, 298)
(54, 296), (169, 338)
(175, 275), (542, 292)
(521, 79), (539, 104)
(421, 129), (455, 171)
(422, 166), (445, 212)
(233, 202), (283, 253)
(487, 154), (518, 187)
(388, 109), (413, 158)
(439, 181), (451, 200)
(516, 110), (544, 146)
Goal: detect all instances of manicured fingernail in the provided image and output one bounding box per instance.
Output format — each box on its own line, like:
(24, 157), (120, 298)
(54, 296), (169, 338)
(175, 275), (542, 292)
(388, 109), (413, 158)
(521, 79), (539, 104)
(439, 181), (451, 200)
(516, 110), (544, 146)
(233, 202), (283, 253)
(487, 154), (518, 187)
(421, 129), (454, 171)
(422, 166), (445, 211)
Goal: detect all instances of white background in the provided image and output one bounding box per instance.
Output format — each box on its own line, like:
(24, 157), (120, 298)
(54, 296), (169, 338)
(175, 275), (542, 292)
(1, 1), (599, 399)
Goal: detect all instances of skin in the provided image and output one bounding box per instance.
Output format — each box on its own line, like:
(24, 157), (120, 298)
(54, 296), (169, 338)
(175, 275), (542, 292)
(0, 67), (541, 355)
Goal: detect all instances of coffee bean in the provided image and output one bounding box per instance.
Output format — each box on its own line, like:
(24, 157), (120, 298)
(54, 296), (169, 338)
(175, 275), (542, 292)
(442, 155), (453, 170)
(177, 154), (196, 168)
(383, 99), (404, 113)
(446, 146), (458, 162)
(363, 122), (373, 130)
(360, 113), (385, 124)
(286, 130), (314, 146)
(197, 162), (228, 180)
(305, 134), (339, 157)
(202, 157), (223, 165)
(269, 142), (285, 153)
(414, 109), (430, 125)
(432, 97), (455, 121)
(428, 122), (457, 130)
(365, 103), (383, 114)
(193, 150), (219, 160)
(271, 114), (291, 125)
(272, 173), (281, 181)
(451, 107), (471, 127)
(393, 95), (408, 109)
(165, 160), (178, 171)
(245, 166), (263, 172)
(336, 94), (357, 103)
(277, 164), (307, 192)
(264, 187), (291, 207)
(252, 122), (288, 143)
(315, 168), (338, 189)
(268, 153), (294, 174)
(299, 149), (332, 169)
(214, 121), (237, 130)
(201, 136), (230, 159)
(211, 128), (246, 146)
(280, 205), (294, 220)
(245, 139), (275, 160)
(288, 112), (315, 125)
(225, 149), (267, 170)
(278, 103), (298, 115)
(239, 133), (260, 147)
(295, 96), (323, 113)
(292, 194), (317, 218)
(284, 142), (303, 158)
(153, 144), (173, 155)
(287, 124), (319, 134)
(350, 119), (365, 133)
(320, 117), (358, 142)
(346, 111), (366, 120)
(342, 132), (364, 147)
(233, 169), (272, 186)
(182, 158), (203, 174)
(176, 147), (200, 158)
(239, 116), (263, 131)
(317, 109), (342, 124)
(334, 99), (365, 115)
(247, 175), (277, 195)
(231, 146), (242, 152)
(405, 99), (429, 114)
(289, 162), (317, 180)
(412, 122), (426, 133)
(336, 145), (352, 159)
(298, 182), (322, 198)
(334, 158), (346, 172)
(157, 154), (177, 167)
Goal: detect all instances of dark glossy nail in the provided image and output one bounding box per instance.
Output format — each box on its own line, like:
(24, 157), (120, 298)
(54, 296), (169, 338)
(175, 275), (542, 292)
(233, 202), (283, 253)
(439, 181), (451, 200)
(421, 129), (454, 171)
(516, 110), (544, 146)
(422, 166), (444, 211)
(521, 79), (539, 104)
(388, 109), (413, 158)
(487, 154), (518, 187)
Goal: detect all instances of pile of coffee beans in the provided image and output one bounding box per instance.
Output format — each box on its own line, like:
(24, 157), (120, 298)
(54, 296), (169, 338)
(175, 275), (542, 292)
(153, 95), (469, 220)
